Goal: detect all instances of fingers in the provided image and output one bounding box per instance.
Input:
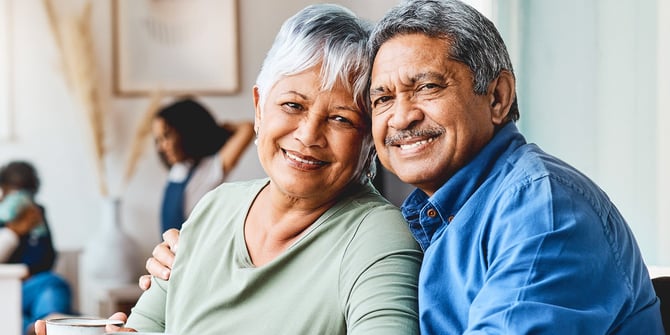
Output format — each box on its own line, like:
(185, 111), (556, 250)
(110, 312), (128, 321)
(105, 312), (136, 332)
(142, 229), (180, 283)
(162, 228), (180, 252)
(147, 242), (173, 280)
(152, 241), (176, 269)
(138, 274), (152, 291)
(34, 320), (46, 335)
(146, 256), (170, 280)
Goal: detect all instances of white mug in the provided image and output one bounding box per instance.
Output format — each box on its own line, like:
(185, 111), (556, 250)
(45, 317), (124, 335)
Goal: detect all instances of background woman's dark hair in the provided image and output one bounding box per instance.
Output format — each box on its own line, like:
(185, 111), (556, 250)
(0, 161), (41, 195)
(157, 98), (232, 162)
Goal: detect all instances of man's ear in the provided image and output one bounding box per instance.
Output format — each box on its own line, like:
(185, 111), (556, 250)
(253, 86), (262, 132)
(488, 70), (515, 125)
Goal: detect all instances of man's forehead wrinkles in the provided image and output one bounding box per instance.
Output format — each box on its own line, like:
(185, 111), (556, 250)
(372, 70), (441, 92)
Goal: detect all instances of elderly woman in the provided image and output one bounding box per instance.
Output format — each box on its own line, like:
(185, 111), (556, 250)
(34, 4), (422, 335)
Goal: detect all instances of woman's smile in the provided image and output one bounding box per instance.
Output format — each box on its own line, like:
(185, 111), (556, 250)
(283, 149), (328, 170)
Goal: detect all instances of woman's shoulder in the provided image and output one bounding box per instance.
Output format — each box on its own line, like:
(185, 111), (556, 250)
(180, 179), (268, 240)
(335, 184), (421, 306)
(337, 183), (404, 222)
(186, 178), (268, 215)
(208, 178), (269, 196)
(334, 183), (418, 248)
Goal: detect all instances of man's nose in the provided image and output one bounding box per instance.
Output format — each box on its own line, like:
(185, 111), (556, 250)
(388, 98), (423, 130)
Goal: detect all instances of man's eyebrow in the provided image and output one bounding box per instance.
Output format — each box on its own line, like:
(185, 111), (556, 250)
(370, 71), (447, 96)
(414, 71), (446, 82)
(369, 86), (388, 96)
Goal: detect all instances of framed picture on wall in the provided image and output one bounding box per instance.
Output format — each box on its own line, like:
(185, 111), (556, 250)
(112, 0), (239, 96)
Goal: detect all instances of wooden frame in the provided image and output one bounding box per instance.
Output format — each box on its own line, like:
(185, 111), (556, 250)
(112, 0), (239, 96)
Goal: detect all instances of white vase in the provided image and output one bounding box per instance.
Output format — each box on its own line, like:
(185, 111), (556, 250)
(81, 197), (138, 288)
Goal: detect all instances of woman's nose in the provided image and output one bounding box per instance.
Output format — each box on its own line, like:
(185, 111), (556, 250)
(294, 116), (327, 148)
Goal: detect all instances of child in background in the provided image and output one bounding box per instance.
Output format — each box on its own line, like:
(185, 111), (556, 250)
(0, 161), (73, 335)
(0, 189), (48, 242)
(0, 189), (32, 221)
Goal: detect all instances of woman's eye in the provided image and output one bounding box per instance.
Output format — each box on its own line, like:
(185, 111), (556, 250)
(282, 102), (303, 111)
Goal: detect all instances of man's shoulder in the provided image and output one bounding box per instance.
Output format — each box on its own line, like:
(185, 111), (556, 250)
(502, 144), (589, 188)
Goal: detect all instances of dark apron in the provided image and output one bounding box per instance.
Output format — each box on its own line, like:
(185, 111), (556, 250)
(160, 165), (196, 234)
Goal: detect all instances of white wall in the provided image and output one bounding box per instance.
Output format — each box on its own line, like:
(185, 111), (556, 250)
(496, 0), (666, 265)
(657, 0), (670, 265)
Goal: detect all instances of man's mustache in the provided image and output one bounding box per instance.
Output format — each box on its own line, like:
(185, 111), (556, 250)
(384, 127), (444, 146)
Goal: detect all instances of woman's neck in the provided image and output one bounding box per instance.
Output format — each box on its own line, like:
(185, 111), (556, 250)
(243, 182), (341, 266)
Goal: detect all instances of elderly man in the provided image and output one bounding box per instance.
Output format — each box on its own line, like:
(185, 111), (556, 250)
(367, 0), (663, 333)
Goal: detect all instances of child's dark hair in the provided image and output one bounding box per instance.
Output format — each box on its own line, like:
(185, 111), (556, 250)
(156, 98), (232, 161)
(0, 161), (41, 195)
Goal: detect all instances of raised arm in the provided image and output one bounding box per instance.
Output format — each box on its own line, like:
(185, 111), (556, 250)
(218, 121), (255, 175)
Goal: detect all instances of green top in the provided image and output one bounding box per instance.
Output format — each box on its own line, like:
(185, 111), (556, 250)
(127, 178), (422, 335)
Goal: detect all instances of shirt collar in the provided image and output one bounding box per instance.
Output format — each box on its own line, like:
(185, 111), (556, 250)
(401, 122), (526, 239)
(168, 161), (194, 182)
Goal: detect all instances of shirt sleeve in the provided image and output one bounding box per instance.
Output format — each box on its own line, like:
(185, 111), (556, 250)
(464, 177), (651, 334)
(0, 227), (19, 262)
(126, 276), (168, 332)
(341, 206), (422, 335)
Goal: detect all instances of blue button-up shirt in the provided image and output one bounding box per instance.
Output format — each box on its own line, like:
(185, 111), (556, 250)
(402, 123), (663, 334)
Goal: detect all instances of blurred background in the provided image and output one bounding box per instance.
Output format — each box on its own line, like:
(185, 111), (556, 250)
(0, 0), (668, 316)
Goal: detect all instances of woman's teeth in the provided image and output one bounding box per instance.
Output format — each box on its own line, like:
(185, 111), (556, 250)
(286, 151), (323, 165)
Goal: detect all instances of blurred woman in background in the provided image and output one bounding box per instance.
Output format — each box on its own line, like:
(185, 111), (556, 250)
(152, 98), (254, 233)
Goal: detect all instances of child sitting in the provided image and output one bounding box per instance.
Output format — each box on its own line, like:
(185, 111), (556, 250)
(0, 161), (73, 335)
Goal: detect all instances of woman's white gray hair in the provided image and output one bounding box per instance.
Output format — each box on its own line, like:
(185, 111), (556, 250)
(369, 0), (520, 122)
(256, 4), (377, 184)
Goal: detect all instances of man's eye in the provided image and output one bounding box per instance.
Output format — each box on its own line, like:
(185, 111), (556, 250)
(418, 83), (441, 91)
(372, 96), (392, 107)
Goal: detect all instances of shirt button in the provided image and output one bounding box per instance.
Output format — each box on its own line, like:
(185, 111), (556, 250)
(448, 215), (455, 222)
(427, 209), (438, 218)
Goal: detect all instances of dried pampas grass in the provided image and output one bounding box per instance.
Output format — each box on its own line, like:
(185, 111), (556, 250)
(44, 0), (108, 196)
(122, 90), (163, 188)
